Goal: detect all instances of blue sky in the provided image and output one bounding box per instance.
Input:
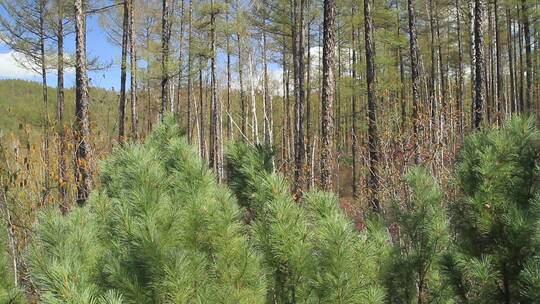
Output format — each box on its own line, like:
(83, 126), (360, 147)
(0, 15), (122, 90)
(0, 8), (288, 95)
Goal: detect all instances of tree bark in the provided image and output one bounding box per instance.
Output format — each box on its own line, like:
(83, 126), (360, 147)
(306, 20), (312, 188)
(237, 32), (247, 136)
(248, 49), (259, 143)
(507, 8), (516, 114)
(209, 0), (223, 181)
(293, 0), (306, 196)
(175, 0), (185, 120)
(187, 0), (193, 142)
(364, 0), (380, 212)
(74, 0), (93, 206)
(39, 0), (50, 203)
(522, 0), (532, 112)
(427, 0), (438, 143)
(351, 7), (359, 199)
(397, 3), (406, 132)
(494, 0), (503, 123)
(160, 0), (171, 120)
(118, 0), (129, 144)
(226, 14), (232, 140)
(469, 1), (476, 120)
(473, 0), (486, 129)
(129, 0), (138, 140)
(408, 0), (421, 163)
(198, 60), (206, 160)
(518, 5), (524, 112)
(263, 29), (273, 148)
(57, 0), (67, 213)
(456, 0), (464, 136)
(320, 0), (335, 191)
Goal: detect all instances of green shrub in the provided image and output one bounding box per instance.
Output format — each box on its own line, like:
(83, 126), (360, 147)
(226, 141), (388, 303)
(384, 167), (451, 304)
(29, 116), (266, 303)
(445, 116), (540, 303)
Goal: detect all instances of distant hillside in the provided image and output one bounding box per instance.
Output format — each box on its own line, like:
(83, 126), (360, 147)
(0, 79), (119, 141)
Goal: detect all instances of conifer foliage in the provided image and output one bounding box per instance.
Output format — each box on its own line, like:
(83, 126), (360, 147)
(29, 116), (266, 303)
(384, 167), (451, 303)
(444, 116), (540, 303)
(23, 115), (540, 303)
(226, 142), (387, 303)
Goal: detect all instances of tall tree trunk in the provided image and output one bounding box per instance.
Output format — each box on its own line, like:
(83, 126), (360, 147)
(248, 49), (259, 143)
(283, 46), (293, 164)
(522, 0), (532, 112)
(74, 0), (93, 206)
(469, 1), (476, 120)
(161, 0), (171, 120)
(364, 0), (380, 212)
(306, 20), (312, 188)
(518, 5), (524, 112)
(436, 16), (446, 142)
(320, 0), (335, 191)
(175, 0), (186, 120)
(473, 0), (486, 129)
(487, 4), (494, 123)
(507, 8), (516, 114)
(129, 0), (138, 140)
(199, 60), (206, 160)
(456, 0), (464, 137)
(118, 0), (129, 144)
(39, 0), (50, 203)
(57, 0), (67, 213)
(263, 29), (273, 148)
(237, 32), (247, 136)
(351, 8), (358, 199)
(293, 0), (306, 196)
(209, 1), (223, 181)
(408, 0), (421, 163)
(145, 27), (152, 133)
(226, 14), (232, 140)
(397, 3), (406, 132)
(494, 0), (503, 123)
(428, 0), (438, 143)
(187, 0), (193, 142)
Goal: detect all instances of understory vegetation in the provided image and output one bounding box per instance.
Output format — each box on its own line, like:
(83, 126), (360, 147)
(2, 116), (540, 303)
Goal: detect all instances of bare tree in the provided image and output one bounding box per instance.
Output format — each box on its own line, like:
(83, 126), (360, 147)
(473, 0), (485, 129)
(118, 0), (129, 143)
(262, 29), (273, 149)
(455, 0), (464, 136)
(74, 0), (93, 205)
(209, 0), (223, 181)
(408, 0), (421, 163)
(160, 0), (171, 120)
(521, 0), (532, 111)
(363, 0), (380, 212)
(0, 0), (52, 200)
(130, 0), (138, 140)
(292, 0), (306, 196)
(56, 0), (67, 212)
(320, 0), (335, 191)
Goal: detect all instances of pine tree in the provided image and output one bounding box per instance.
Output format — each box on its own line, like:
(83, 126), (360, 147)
(29, 116), (267, 303)
(384, 167), (451, 304)
(226, 141), (387, 303)
(444, 116), (540, 303)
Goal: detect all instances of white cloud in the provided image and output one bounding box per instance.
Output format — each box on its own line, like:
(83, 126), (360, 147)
(0, 51), (40, 78)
